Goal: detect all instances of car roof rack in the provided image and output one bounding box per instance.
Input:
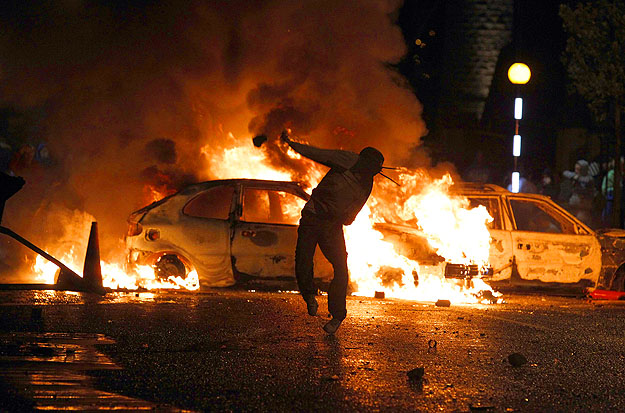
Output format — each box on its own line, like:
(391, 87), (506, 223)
(450, 182), (508, 192)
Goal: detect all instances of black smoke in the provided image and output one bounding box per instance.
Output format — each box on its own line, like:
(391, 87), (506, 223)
(0, 0), (428, 260)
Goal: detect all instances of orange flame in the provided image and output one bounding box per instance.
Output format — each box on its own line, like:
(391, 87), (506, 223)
(26, 132), (499, 303)
(31, 212), (199, 291)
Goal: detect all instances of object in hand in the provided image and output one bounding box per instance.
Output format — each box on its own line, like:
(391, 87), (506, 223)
(252, 135), (268, 147)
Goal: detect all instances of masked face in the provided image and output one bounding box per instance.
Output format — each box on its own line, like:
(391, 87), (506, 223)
(355, 147), (384, 176)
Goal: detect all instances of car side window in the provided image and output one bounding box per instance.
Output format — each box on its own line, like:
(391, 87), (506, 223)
(509, 199), (576, 234)
(242, 188), (306, 225)
(467, 197), (502, 230)
(183, 185), (234, 220)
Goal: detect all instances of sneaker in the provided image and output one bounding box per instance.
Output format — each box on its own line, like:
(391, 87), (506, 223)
(322, 318), (343, 334)
(303, 295), (318, 316)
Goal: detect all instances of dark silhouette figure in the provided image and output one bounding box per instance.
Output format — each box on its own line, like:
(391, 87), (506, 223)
(538, 168), (558, 199)
(562, 159), (597, 226)
(0, 172), (25, 224)
(282, 133), (384, 334)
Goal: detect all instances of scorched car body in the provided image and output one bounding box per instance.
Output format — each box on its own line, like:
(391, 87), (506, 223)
(126, 179), (333, 288)
(430, 183), (625, 292)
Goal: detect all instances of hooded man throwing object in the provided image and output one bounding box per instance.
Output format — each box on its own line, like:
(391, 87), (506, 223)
(281, 132), (385, 334)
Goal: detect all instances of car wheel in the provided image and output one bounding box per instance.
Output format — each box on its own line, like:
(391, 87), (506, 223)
(610, 265), (625, 291)
(154, 254), (187, 280)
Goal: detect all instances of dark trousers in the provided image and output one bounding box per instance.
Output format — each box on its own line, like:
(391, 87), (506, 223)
(295, 214), (349, 320)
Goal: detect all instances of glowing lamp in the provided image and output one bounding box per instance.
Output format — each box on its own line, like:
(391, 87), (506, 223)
(508, 63), (531, 85)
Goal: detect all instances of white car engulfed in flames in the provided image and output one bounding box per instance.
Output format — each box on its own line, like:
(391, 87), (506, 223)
(125, 179), (625, 296)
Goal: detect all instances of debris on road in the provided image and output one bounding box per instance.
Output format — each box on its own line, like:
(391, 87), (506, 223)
(469, 403), (495, 411)
(507, 352), (528, 367)
(476, 289), (498, 304)
(407, 367), (425, 381)
(435, 299), (451, 307)
(588, 289), (625, 300)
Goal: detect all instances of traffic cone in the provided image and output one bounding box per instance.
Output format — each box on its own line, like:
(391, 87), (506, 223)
(83, 221), (104, 293)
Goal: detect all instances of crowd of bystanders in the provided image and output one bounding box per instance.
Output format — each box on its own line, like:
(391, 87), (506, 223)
(464, 152), (625, 230)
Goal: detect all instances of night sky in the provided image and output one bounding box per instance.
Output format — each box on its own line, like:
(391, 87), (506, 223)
(396, 0), (594, 184)
(0, 1), (593, 175)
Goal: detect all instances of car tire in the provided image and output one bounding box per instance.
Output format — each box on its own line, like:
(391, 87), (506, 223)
(154, 254), (187, 281)
(610, 265), (625, 292)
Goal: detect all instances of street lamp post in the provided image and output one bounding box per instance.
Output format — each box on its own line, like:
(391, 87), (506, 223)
(507, 62), (531, 193)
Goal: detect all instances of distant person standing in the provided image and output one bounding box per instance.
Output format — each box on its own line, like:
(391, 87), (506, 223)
(538, 168), (558, 199)
(601, 159), (615, 227)
(8, 144), (34, 176)
(563, 159), (596, 225)
(0, 171), (25, 224)
(281, 132), (385, 334)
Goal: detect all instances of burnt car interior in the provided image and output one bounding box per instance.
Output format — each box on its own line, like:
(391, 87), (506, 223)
(242, 188), (305, 225)
(182, 184), (235, 220)
(509, 199), (577, 234)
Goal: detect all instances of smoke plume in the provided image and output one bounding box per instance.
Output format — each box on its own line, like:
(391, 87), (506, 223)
(0, 0), (427, 262)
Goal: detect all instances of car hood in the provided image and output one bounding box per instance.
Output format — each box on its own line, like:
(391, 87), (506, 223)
(596, 228), (625, 252)
(596, 228), (625, 238)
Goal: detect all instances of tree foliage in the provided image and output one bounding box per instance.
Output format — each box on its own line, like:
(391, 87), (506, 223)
(560, 0), (625, 121)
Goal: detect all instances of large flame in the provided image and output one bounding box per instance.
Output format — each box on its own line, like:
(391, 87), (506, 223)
(27, 133), (498, 304)
(397, 173), (492, 268)
(345, 176), (496, 303)
(32, 214), (199, 291)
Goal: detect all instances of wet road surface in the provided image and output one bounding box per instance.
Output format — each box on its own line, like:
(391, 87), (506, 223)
(1, 289), (625, 412)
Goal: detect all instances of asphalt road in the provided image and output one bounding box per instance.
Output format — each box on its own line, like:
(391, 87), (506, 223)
(1, 288), (625, 412)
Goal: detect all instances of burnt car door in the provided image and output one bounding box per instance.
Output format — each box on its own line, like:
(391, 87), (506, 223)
(466, 196), (513, 280)
(178, 182), (237, 286)
(507, 196), (601, 284)
(230, 183), (307, 278)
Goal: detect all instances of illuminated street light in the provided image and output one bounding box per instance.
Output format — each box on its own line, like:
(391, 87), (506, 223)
(508, 62), (531, 193)
(508, 63), (531, 85)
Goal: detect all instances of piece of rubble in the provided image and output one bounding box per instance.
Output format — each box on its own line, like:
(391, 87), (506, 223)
(469, 404), (495, 411)
(407, 367), (425, 381)
(374, 291), (385, 299)
(507, 352), (528, 367)
(435, 299), (451, 307)
(477, 290), (498, 304)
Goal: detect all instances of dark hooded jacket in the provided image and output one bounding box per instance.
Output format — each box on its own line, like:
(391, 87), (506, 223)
(287, 141), (378, 225)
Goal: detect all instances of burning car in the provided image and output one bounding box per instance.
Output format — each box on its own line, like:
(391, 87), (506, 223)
(125, 179), (334, 288)
(125, 178), (625, 294)
(420, 183), (624, 293)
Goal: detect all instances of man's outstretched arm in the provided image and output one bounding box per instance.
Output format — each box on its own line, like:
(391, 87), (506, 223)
(282, 135), (357, 170)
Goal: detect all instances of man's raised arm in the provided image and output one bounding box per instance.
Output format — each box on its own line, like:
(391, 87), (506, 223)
(282, 134), (357, 170)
